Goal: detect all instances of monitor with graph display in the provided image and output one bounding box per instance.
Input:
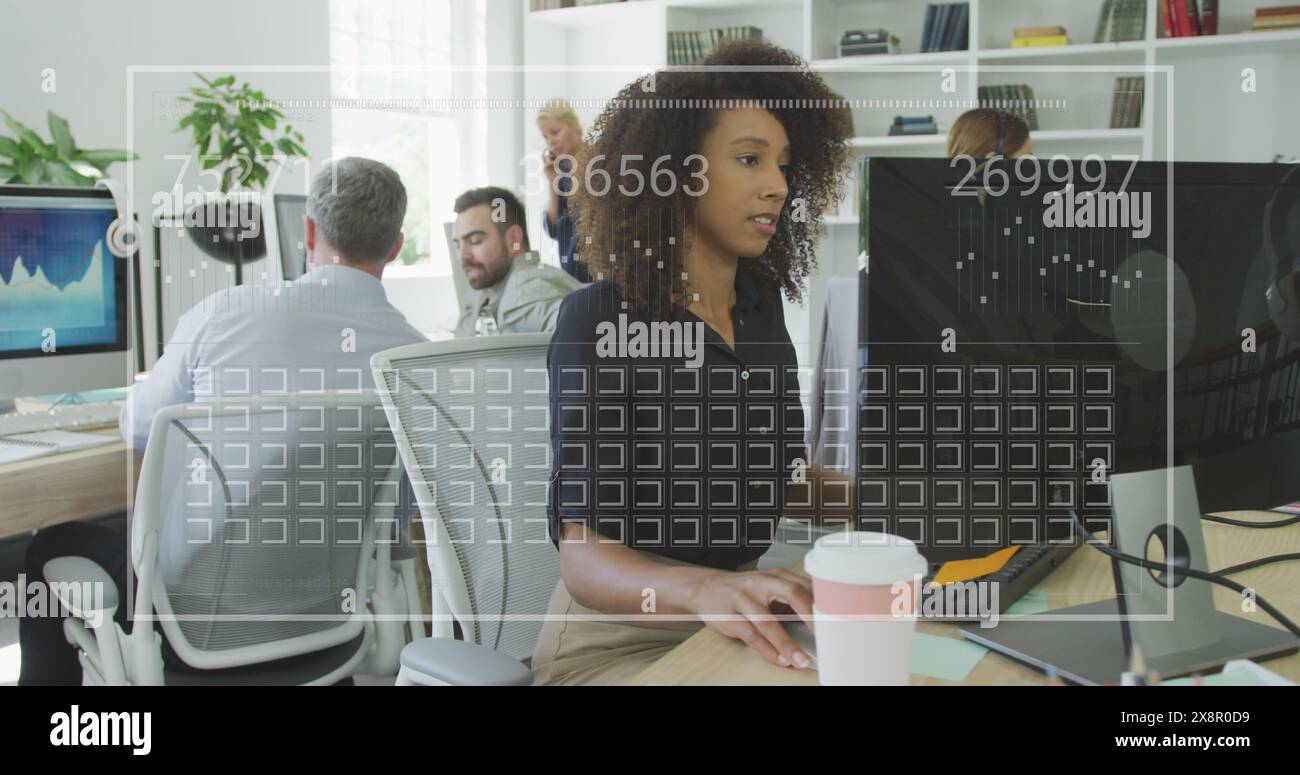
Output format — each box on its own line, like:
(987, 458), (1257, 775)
(0, 186), (129, 400)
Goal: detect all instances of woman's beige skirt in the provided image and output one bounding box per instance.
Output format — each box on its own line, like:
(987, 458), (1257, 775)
(530, 559), (759, 685)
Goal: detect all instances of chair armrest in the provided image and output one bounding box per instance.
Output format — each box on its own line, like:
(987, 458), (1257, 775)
(399, 637), (533, 686)
(42, 556), (118, 622)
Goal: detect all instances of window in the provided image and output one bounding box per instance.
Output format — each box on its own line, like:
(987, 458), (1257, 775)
(328, 0), (488, 273)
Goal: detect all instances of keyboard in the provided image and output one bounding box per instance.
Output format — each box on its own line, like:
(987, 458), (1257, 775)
(856, 361), (1118, 620)
(0, 401), (123, 436)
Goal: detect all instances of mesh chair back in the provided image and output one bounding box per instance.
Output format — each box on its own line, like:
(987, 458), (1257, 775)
(374, 335), (557, 661)
(138, 393), (396, 666)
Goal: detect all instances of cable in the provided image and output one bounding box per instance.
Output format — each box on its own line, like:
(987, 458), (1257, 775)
(1068, 510), (1300, 639)
(1201, 512), (1300, 528)
(1215, 553), (1300, 577)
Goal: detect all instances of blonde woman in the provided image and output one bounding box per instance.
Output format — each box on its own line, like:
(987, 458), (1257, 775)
(536, 99), (588, 282)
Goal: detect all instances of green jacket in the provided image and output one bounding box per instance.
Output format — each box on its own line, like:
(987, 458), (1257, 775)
(456, 251), (584, 336)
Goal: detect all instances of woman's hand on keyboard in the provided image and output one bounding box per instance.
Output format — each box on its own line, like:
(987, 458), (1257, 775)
(686, 568), (816, 669)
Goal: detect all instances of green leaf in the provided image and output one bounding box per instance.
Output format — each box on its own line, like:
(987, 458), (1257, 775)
(76, 148), (137, 165)
(195, 73), (215, 88)
(0, 136), (22, 160)
(20, 157), (43, 184)
(201, 155), (222, 170)
(178, 114), (195, 130)
(1, 110), (49, 154)
(213, 75), (236, 87)
(259, 142), (274, 156)
(47, 112), (75, 159)
(44, 158), (94, 186)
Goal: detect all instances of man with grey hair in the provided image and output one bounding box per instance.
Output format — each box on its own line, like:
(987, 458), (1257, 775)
(18, 158), (428, 685)
(119, 156), (426, 449)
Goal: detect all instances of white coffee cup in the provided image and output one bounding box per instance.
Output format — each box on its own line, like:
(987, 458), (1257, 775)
(803, 531), (928, 685)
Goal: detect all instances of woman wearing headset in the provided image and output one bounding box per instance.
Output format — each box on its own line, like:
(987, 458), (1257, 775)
(947, 107), (1033, 159)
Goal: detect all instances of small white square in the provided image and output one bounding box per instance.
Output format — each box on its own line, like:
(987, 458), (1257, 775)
(1003, 227), (1010, 236)
(1124, 280), (1131, 288)
(1027, 236), (1035, 245)
(991, 271), (999, 279)
(956, 261), (963, 270)
(1135, 270), (1143, 278)
(1039, 267), (1046, 275)
(1015, 216), (1022, 224)
(1100, 269), (1107, 278)
(1052, 255), (1059, 264)
(980, 295), (987, 304)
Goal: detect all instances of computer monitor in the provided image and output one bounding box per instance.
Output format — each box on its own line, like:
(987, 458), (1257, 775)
(858, 158), (1300, 560)
(270, 193), (307, 281)
(0, 185), (129, 402)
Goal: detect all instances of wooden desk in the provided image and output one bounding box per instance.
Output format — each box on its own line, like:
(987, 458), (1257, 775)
(0, 431), (142, 540)
(631, 511), (1300, 685)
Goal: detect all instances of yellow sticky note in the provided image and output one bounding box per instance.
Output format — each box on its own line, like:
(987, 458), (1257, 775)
(930, 546), (1020, 586)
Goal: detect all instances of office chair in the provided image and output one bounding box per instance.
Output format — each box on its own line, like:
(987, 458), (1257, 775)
(371, 334), (559, 685)
(44, 393), (421, 685)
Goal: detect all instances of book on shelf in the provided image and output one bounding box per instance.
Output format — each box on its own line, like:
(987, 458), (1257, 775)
(888, 116), (938, 136)
(920, 3), (969, 53)
(978, 84), (1039, 131)
(1094, 0), (1146, 42)
(1011, 34), (1070, 47)
(840, 29), (901, 57)
(1108, 76), (1145, 128)
(667, 26), (762, 65)
(1163, 0), (1235, 37)
(1013, 25), (1067, 38)
(1253, 5), (1300, 30)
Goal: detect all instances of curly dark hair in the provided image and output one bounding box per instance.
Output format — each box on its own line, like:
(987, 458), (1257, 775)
(572, 38), (853, 318)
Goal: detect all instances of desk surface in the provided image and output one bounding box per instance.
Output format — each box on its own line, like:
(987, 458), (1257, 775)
(631, 511), (1300, 685)
(0, 428), (140, 540)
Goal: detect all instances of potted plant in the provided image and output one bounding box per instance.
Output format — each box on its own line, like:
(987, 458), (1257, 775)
(0, 109), (137, 185)
(173, 74), (309, 276)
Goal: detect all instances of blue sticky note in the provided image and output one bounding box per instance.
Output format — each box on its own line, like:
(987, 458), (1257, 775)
(911, 632), (988, 681)
(1004, 590), (1049, 617)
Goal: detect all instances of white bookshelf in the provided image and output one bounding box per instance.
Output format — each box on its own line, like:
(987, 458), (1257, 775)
(522, 0), (1300, 363)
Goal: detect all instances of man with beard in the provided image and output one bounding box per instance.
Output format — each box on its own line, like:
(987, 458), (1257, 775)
(452, 187), (583, 336)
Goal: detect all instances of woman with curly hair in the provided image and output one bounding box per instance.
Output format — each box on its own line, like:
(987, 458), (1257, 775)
(533, 38), (854, 685)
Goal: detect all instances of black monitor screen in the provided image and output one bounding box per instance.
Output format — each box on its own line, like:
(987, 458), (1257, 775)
(859, 158), (1299, 555)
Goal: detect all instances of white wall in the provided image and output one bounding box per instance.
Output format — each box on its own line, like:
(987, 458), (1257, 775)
(0, 0), (334, 370)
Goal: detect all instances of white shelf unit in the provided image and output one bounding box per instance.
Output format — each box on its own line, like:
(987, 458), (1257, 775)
(523, 0), (1300, 361)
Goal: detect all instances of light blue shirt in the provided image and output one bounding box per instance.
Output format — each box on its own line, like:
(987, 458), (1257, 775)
(121, 264), (426, 450)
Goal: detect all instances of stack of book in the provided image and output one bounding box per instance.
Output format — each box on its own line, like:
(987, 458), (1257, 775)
(840, 29), (901, 57)
(1011, 25), (1069, 47)
(668, 27), (762, 65)
(1108, 76), (1145, 128)
(888, 115), (938, 136)
(1093, 0), (1147, 42)
(920, 3), (970, 52)
(1162, 0), (1221, 36)
(977, 84), (1040, 131)
(1252, 4), (1300, 31)
(530, 0), (626, 9)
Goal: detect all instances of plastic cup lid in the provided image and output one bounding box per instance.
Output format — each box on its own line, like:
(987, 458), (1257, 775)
(803, 531), (928, 586)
